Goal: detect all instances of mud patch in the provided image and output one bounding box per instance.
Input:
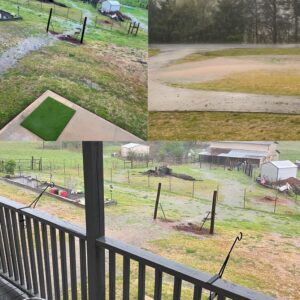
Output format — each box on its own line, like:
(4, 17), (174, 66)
(174, 223), (210, 235)
(257, 196), (289, 205)
(49, 31), (81, 44)
(57, 35), (81, 45)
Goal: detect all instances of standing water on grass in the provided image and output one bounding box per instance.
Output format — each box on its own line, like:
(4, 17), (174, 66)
(0, 36), (53, 76)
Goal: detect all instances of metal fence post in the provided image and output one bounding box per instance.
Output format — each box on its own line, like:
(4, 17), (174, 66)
(154, 183), (162, 220)
(210, 191), (217, 234)
(82, 142), (105, 300)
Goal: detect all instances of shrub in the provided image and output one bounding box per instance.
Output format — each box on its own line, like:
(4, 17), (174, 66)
(4, 160), (16, 175)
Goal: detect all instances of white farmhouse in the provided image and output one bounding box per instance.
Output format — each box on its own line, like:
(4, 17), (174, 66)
(261, 160), (298, 183)
(101, 0), (121, 13)
(121, 143), (150, 157)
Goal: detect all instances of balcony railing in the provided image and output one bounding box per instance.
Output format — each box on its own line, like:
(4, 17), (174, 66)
(0, 196), (275, 300)
(0, 196), (87, 300)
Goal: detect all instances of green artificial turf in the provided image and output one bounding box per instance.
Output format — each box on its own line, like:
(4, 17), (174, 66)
(21, 97), (76, 141)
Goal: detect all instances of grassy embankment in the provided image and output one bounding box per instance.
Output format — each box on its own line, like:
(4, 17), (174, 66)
(149, 112), (300, 140)
(0, 0), (148, 138)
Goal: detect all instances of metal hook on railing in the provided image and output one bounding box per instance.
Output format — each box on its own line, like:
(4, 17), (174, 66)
(18, 182), (55, 224)
(218, 232), (243, 278)
(207, 232), (243, 300)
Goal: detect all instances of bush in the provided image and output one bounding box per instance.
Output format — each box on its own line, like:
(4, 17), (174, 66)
(4, 160), (16, 175)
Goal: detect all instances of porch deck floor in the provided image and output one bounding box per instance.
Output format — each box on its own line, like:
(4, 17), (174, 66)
(0, 277), (28, 300)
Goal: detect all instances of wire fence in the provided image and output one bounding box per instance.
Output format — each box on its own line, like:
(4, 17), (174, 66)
(0, 157), (299, 216)
(8, 0), (84, 23)
(7, 0), (144, 35)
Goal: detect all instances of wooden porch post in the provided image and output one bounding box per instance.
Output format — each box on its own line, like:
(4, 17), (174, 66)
(82, 142), (105, 300)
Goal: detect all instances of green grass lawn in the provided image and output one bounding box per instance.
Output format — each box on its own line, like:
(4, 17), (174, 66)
(149, 112), (300, 140)
(172, 70), (300, 96)
(21, 97), (76, 140)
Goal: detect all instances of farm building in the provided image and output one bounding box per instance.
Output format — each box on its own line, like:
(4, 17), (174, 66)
(101, 0), (121, 13)
(199, 141), (278, 167)
(261, 160), (298, 183)
(121, 143), (150, 158)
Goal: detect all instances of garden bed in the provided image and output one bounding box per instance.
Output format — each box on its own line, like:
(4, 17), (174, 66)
(0, 9), (22, 21)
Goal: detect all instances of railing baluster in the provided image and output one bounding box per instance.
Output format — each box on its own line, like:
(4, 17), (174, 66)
(26, 216), (39, 295)
(217, 294), (226, 300)
(0, 206), (13, 277)
(59, 230), (69, 300)
(41, 223), (53, 299)
(109, 251), (116, 300)
(154, 269), (162, 300)
(173, 277), (182, 300)
(69, 234), (77, 300)
(33, 219), (46, 298)
(50, 227), (60, 300)
(193, 284), (202, 300)
(80, 238), (87, 300)
(11, 211), (24, 286)
(123, 256), (130, 300)
(138, 262), (145, 300)
(0, 208), (8, 274)
(18, 213), (32, 291)
(4, 208), (19, 281)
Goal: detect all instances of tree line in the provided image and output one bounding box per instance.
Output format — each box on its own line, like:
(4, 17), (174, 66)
(149, 0), (300, 43)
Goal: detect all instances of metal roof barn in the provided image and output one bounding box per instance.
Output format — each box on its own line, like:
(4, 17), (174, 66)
(121, 143), (150, 157)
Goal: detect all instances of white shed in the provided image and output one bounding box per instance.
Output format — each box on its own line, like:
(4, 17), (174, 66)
(101, 0), (120, 13)
(261, 160), (298, 183)
(121, 143), (150, 157)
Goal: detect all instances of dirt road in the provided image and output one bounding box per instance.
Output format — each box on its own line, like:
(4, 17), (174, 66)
(149, 44), (300, 114)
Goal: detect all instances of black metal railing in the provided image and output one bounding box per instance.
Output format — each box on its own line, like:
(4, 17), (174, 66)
(96, 236), (274, 300)
(0, 196), (87, 300)
(0, 196), (275, 300)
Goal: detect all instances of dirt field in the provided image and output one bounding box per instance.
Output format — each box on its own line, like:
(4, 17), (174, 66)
(148, 44), (300, 140)
(149, 44), (300, 113)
